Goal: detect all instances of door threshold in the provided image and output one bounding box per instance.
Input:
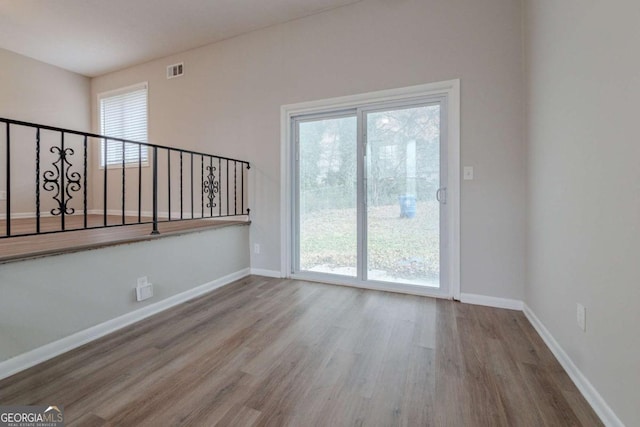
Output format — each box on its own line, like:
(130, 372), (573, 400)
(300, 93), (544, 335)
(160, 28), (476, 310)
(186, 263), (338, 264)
(290, 272), (452, 299)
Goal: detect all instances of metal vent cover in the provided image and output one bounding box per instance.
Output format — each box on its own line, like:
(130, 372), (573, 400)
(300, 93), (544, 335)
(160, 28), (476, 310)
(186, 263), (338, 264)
(167, 62), (184, 79)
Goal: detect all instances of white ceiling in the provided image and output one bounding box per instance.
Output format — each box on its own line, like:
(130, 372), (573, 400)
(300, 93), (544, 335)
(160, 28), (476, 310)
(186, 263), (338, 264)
(0, 0), (361, 77)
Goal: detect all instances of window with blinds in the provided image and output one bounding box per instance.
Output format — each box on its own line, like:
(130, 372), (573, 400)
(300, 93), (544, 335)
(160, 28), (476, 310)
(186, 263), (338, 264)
(99, 83), (148, 167)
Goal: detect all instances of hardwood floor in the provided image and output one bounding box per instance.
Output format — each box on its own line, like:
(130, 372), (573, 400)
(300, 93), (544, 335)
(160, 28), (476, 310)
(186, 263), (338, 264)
(0, 277), (602, 426)
(0, 215), (248, 263)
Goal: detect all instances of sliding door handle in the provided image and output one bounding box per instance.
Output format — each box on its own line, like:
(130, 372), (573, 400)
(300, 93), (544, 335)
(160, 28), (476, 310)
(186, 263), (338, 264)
(436, 187), (447, 204)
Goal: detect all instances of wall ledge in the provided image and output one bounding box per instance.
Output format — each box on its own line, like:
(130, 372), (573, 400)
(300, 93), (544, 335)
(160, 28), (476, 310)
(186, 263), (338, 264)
(0, 218), (249, 264)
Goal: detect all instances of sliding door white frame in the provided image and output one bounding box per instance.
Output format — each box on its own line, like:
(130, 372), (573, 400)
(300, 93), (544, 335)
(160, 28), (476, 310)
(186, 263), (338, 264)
(280, 80), (461, 299)
(291, 110), (358, 277)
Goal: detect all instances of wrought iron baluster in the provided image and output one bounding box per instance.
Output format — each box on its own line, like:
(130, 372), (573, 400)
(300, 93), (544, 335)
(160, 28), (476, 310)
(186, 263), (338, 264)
(226, 159), (229, 216)
(83, 135), (88, 229)
(210, 156), (214, 217)
(246, 162), (250, 215)
(218, 158), (221, 217)
(103, 138), (108, 226)
(190, 153), (194, 219)
(5, 123), (10, 237)
(167, 149), (171, 221)
(234, 161), (237, 215)
(138, 144), (142, 223)
(201, 155), (204, 218)
(241, 161), (244, 215)
(180, 152), (183, 220)
(35, 128), (40, 234)
(152, 146), (159, 234)
(60, 132), (65, 231)
(42, 132), (81, 229)
(122, 140), (126, 224)
(203, 156), (218, 217)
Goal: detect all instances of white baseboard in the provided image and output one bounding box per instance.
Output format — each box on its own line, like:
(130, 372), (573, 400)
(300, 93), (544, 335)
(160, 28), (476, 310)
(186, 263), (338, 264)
(459, 293), (523, 310)
(250, 268), (282, 278)
(523, 304), (623, 427)
(0, 211), (60, 220)
(0, 267), (251, 381)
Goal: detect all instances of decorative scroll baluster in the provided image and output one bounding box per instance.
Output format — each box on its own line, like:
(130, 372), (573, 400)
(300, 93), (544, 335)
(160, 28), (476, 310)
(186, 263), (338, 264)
(203, 158), (219, 215)
(42, 136), (82, 224)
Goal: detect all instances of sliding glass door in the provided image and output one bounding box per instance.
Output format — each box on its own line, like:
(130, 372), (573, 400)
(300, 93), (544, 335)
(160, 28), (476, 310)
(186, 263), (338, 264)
(363, 102), (446, 288)
(297, 114), (358, 276)
(293, 97), (448, 296)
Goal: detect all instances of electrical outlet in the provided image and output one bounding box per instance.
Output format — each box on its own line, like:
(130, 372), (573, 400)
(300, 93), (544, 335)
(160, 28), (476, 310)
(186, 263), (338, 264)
(136, 277), (153, 302)
(254, 243), (260, 254)
(576, 303), (586, 331)
(0, 191), (6, 201)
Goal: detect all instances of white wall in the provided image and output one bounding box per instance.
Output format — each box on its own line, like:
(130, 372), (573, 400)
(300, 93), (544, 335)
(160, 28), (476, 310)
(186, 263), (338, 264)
(0, 225), (249, 362)
(91, 0), (526, 299)
(525, 0), (640, 425)
(0, 48), (90, 128)
(0, 48), (91, 214)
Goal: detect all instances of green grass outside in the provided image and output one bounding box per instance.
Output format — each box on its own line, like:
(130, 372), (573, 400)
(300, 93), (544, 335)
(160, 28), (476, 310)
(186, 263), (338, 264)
(300, 201), (439, 280)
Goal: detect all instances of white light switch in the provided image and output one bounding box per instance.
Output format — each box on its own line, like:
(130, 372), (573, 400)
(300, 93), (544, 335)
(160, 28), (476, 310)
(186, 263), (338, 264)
(463, 166), (474, 180)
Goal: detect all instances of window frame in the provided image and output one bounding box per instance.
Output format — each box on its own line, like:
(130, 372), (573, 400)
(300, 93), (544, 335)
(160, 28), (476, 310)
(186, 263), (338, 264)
(97, 82), (149, 169)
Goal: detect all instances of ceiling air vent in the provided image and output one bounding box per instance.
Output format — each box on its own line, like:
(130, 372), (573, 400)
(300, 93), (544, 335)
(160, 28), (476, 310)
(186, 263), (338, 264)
(167, 62), (184, 79)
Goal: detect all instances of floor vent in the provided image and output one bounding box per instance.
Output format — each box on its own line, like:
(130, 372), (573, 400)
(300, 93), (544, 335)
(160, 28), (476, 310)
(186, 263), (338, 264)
(167, 62), (184, 79)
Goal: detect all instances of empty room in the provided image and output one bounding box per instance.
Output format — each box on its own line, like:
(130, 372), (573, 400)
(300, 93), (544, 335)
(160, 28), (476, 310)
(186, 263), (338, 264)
(0, 0), (637, 426)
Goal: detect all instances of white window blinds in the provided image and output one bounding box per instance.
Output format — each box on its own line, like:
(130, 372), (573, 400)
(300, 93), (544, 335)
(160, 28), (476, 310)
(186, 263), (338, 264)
(99, 83), (148, 167)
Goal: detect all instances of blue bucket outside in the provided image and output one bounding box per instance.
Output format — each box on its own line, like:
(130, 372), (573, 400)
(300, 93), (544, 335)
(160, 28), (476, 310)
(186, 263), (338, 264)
(399, 194), (416, 218)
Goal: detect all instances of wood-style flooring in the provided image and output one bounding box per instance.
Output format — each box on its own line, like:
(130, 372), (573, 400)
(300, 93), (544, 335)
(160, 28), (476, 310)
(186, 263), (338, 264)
(0, 215), (248, 263)
(0, 277), (602, 426)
